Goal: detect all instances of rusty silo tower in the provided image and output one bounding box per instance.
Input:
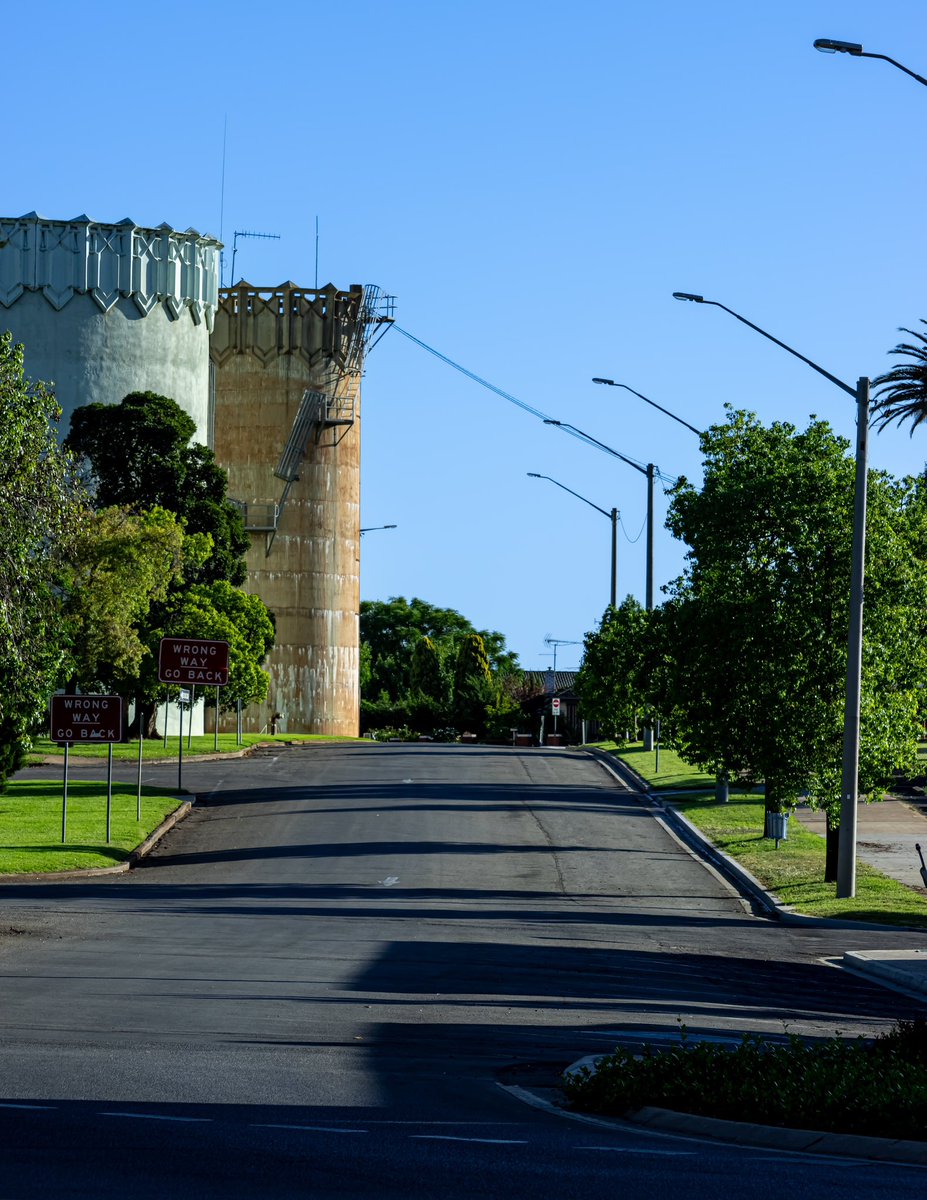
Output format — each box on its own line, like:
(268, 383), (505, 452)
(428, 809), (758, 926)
(210, 282), (390, 736)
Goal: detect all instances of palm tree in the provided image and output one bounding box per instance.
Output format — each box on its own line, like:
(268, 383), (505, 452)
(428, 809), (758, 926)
(872, 320), (927, 434)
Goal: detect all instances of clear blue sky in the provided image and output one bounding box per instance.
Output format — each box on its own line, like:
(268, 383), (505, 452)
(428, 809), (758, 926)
(7, 2), (927, 670)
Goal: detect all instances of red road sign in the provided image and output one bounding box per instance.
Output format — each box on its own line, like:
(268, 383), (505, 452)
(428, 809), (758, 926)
(50, 694), (123, 744)
(158, 637), (230, 685)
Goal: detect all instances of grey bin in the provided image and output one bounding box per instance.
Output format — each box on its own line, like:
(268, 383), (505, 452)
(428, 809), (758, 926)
(767, 812), (790, 843)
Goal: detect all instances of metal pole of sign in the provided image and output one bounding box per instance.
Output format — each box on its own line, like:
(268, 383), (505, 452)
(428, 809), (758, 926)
(188, 685), (195, 750)
(655, 717), (661, 774)
(61, 742), (69, 843)
(178, 696), (184, 792)
(163, 703), (168, 751)
(136, 707), (144, 822)
(237, 699), (242, 746)
(215, 685), (220, 751)
(106, 743), (113, 844)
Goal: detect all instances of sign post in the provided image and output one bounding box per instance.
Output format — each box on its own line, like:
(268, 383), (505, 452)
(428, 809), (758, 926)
(551, 696), (561, 732)
(159, 639), (230, 790)
(50, 695), (123, 843)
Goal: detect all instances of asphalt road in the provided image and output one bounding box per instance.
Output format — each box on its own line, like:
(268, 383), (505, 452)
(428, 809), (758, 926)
(1, 743), (926, 1198)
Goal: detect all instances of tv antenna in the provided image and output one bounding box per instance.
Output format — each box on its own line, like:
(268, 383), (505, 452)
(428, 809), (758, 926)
(229, 229), (281, 287)
(542, 636), (582, 674)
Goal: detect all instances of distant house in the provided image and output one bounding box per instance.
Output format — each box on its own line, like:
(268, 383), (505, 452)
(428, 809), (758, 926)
(520, 671), (596, 743)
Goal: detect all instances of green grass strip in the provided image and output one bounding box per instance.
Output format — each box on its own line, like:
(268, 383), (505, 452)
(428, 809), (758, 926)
(593, 741), (927, 928)
(0, 779), (184, 873)
(29, 732), (366, 763)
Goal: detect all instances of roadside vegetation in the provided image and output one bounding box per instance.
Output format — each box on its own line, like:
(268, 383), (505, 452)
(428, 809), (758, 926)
(596, 740), (927, 927)
(0, 778), (184, 873)
(29, 732), (365, 762)
(564, 1018), (927, 1141)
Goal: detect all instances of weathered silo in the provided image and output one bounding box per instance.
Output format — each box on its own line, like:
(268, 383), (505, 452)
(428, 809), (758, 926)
(210, 281), (386, 736)
(0, 213), (219, 441)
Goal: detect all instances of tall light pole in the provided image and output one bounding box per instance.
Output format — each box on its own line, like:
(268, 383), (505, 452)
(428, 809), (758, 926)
(359, 524), (398, 535)
(673, 291), (869, 899)
(528, 473), (619, 607)
(814, 38), (927, 87)
(543, 419), (656, 612)
(592, 378), (703, 437)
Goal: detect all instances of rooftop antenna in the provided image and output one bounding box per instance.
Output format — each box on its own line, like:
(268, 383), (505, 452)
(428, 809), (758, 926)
(229, 229), (281, 287)
(542, 636), (582, 674)
(218, 115), (228, 285)
(314, 216), (319, 290)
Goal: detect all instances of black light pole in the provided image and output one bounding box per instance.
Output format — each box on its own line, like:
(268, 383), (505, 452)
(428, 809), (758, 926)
(814, 38), (927, 87)
(673, 291), (869, 900)
(543, 419), (655, 611)
(360, 524), (398, 535)
(592, 378), (703, 437)
(528, 473), (619, 607)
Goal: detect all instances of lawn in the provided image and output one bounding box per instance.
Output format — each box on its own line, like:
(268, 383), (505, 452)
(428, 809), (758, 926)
(595, 740), (927, 928)
(0, 778), (185, 873)
(29, 731), (366, 763)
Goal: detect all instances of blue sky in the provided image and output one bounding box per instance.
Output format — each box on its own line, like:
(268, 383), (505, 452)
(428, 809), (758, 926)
(7, 2), (927, 669)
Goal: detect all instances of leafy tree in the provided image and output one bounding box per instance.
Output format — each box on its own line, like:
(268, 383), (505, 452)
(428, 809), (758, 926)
(576, 599), (650, 745)
(360, 596), (517, 702)
(0, 333), (86, 786)
(872, 321), (927, 434)
(660, 407), (927, 879)
(61, 506), (186, 690)
(66, 392), (249, 585)
(453, 633), (493, 733)
(410, 636), (447, 705)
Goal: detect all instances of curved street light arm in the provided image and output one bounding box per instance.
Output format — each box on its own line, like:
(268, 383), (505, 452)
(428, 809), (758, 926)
(526, 472), (613, 520)
(672, 293), (856, 397)
(814, 38), (927, 87)
(592, 378), (704, 436)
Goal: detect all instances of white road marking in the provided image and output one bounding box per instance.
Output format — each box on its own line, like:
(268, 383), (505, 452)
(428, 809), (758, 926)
(0, 1102), (56, 1111)
(577, 1146), (694, 1155)
(101, 1112), (211, 1123)
(410, 1135), (528, 1145)
(402, 778), (413, 783)
(380, 876), (400, 886)
(252, 1123), (368, 1134)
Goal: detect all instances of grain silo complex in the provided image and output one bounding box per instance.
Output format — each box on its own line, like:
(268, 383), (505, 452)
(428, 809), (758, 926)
(0, 213), (219, 442)
(0, 211), (389, 737)
(211, 281), (389, 736)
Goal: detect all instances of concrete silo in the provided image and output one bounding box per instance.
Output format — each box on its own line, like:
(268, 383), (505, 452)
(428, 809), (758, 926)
(0, 213), (219, 441)
(210, 281), (388, 736)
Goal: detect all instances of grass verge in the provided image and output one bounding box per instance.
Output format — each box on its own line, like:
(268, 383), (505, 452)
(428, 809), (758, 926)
(592, 741), (927, 928)
(0, 778), (184, 873)
(564, 1019), (927, 1140)
(28, 732), (365, 763)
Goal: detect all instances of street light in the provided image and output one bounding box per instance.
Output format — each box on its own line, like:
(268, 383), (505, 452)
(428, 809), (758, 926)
(359, 524), (398, 535)
(528, 473), (619, 607)
(673, 290), (869, 899)
(814, 38), (927, 87)
(543, 419), (656, 612)
(592, 378), (703, 437)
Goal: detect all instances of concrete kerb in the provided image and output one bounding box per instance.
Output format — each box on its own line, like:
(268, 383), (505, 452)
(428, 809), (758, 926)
(0, 798), (194, 883)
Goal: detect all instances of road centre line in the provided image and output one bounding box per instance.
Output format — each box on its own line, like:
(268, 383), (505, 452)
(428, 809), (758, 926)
(252, 1124), (368, 1134)
(577, 1146), (694, 1155)
(0, 1102), (56, 1110)
(101, 1112), (212, 1123)
(410, 1135), (528, 1144)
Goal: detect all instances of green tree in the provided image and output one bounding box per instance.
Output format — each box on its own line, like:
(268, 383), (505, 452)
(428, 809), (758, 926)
(660, 408), (927, 879)
(66, 392), (249, 586)
(0, 333), (86, 786)
(872, 320), (927, 434)
(360, 596), (517, 702)
(576, 599), (650, 745)
(410, 636), (447, 704)
(452, 633), (493, 733)
(61, 506), (186, 690)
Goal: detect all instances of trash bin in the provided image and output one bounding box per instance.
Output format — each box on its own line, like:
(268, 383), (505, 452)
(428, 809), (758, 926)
(766, 811), (789, 844)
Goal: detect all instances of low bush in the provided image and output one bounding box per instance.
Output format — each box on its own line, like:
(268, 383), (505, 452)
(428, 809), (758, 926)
(563, 1019), (927, 1140)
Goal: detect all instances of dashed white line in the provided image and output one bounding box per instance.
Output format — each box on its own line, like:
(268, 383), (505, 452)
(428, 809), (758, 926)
(410, 1135), (528, 1145)
(101, 1112), (212, 1123)
(577, 1146), (694, 1156)
(0, 1103), (56, 1111)
(252, 1124), (368, 1134)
